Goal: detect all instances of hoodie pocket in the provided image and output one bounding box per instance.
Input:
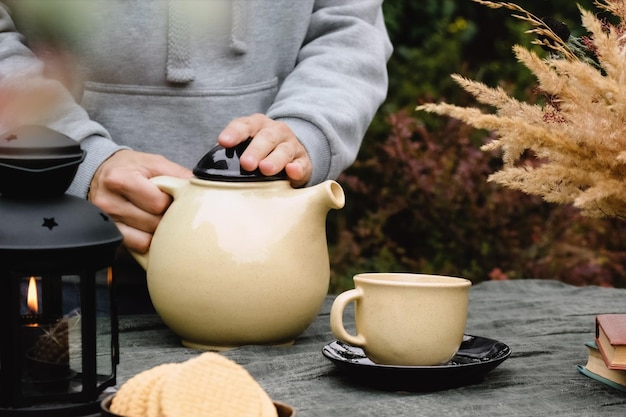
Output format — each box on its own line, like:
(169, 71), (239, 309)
(80, 78), (279, 168)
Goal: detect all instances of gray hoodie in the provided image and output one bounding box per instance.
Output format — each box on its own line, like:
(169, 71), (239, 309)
(1, 0), (392, 196)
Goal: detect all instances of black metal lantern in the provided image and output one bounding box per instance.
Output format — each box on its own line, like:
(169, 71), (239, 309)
(0, 126), (123, 416)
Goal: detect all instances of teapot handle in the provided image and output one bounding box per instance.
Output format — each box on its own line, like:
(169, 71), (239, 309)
(129, 176), (190, 270)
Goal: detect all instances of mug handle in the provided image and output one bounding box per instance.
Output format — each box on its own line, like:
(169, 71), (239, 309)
(330, 288), (366, 347)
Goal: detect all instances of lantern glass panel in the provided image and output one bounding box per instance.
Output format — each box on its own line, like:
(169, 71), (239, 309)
(15, 270), (114, 399)
(95, 268), (113, 379)
(19, 274), (76, 398)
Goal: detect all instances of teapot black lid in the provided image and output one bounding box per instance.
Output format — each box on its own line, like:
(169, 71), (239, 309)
(193, 139), (287, 182)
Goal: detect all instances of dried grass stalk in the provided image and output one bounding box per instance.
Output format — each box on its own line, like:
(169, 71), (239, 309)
(418, 0), (626, 219)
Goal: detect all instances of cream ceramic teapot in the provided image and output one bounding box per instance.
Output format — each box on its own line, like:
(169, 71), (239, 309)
(131, 140), (345, 350)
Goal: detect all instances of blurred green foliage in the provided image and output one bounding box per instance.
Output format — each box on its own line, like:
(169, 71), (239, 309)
(382, 0), (596, 110)
(327, 0), (626, 292)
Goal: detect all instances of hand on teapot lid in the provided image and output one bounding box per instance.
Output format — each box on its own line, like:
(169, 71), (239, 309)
(193, 138), (288, 182)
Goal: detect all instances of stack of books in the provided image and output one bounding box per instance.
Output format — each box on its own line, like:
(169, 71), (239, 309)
(578, 314), (626, 392)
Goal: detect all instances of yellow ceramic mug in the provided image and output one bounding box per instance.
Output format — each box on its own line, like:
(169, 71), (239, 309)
(330, 273), (471, 366)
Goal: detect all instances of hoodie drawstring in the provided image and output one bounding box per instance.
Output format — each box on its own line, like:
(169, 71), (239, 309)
(166, 0), (247, 83)
(166, 0), (195, 84)
(230, 0), (247, 55)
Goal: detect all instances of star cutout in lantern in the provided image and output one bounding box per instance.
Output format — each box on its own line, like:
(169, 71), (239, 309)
(42, 217), (58, 230)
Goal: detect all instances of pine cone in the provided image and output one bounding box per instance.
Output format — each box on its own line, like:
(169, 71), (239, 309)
(31, 318), (69, 365)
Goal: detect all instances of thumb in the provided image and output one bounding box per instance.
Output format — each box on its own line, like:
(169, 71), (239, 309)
(152, 159), (194, 179)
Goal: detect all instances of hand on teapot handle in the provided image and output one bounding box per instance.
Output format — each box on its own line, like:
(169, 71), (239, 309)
(218, 113), (312, 187)
(88, 149), (193, 253)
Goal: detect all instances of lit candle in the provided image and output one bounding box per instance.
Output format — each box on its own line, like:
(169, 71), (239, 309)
(27, 276), (37, 314)
(21, 277), (46, 349)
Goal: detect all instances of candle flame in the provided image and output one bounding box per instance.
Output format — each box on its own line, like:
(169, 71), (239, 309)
(27, 276), (38, 314)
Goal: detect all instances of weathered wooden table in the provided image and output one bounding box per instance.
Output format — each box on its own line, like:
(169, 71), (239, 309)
(108, 280), (626, 416)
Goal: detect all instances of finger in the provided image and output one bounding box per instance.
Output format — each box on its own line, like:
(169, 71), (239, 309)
(255, 141), (294, 176)
(147, 155), (194, 179)
(95, 191), (162, 236)
(285, 160), (310, 187)
(239, 124), (293, 172)
(122, 175), (173, 216)
(115, 221), (153, 254)
(218, 116), (259, 147)
(95, 167), (172, 217)
(117, 199), (162, 234)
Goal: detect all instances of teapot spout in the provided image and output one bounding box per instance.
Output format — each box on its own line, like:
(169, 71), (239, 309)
(311, 180), (345, 211)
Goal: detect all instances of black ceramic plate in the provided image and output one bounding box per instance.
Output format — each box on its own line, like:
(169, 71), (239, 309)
(322, 335), (511, 391)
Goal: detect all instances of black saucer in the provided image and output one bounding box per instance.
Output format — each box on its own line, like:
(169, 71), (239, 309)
(322, 335), (511, 391)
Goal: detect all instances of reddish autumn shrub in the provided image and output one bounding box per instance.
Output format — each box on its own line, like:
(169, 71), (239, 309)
(327, 110), (626, 293)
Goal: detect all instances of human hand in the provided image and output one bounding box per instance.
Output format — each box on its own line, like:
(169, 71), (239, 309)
(217, 113), (312, 187)
(88, 150), (193, 253)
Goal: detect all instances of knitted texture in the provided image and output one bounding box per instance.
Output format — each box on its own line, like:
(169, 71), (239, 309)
(166, 0), (195, 83)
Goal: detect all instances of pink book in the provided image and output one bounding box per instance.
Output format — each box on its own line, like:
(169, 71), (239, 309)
(596, 314), (626, 370)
